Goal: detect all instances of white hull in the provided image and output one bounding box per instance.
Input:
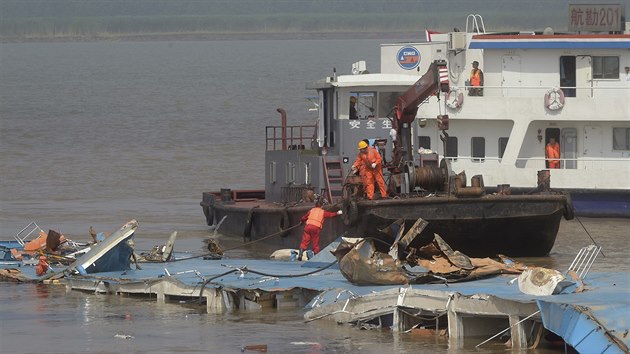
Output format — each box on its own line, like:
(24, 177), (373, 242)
(300, 17), (630, 216)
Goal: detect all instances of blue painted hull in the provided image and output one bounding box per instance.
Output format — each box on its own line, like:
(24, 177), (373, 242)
(570, 191), (630, 218)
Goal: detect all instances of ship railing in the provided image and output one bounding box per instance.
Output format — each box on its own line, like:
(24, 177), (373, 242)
(462, 84), (629, 98)
(14, 221), (45, 246)
(266, 124), (317, 151)
(447, 156), (628, 170)
(514, 156), (627, 170)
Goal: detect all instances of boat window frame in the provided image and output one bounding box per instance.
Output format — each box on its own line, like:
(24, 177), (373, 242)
(268, 161), (277, 184)
(592, 56), (619, 80)
(304, 162), (312, 185)
(377, 91), (404, 118)
(498, 137), (509, 159)
(349, 91), (377, 120)
(285, 162), (296, 184)
(445, 136), (458, 161)
(418, 136), (431, 150)
(471, 136), (486, 162)
(612, 127), (630, 150)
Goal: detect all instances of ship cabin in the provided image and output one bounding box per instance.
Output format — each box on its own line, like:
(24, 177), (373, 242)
(264, 14), (630, 207)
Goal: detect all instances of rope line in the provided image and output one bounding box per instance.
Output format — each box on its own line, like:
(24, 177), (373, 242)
(197, 259), (338, 303)
(166, 222), (305, 263)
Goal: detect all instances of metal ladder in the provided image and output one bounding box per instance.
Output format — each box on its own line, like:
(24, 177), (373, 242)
(322, 156), (344, 203)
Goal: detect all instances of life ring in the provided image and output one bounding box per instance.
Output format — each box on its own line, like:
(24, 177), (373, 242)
(445, 87), (464, 109)
(342, 199), (359, 226)
(563, 193), (575, 220)
(277, 209), (290, 237)
(544, 87), (565, 111)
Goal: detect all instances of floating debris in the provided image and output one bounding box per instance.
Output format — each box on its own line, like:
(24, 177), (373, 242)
(114, 334), (134, 340)
(240, 344), (267, 352)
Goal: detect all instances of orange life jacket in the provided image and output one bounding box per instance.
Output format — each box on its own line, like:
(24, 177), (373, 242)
(306, 207), (325, 229)
(470, 69), (482, 86)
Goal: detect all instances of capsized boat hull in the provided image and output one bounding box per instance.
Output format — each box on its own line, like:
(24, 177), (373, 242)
(67, 219), (138, 275)
(202, 193), (569, 257)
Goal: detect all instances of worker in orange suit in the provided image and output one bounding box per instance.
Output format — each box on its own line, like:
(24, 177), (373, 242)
(545, 137), (561, 169)
(298, 199), (342, 260)
(469, 60), (484, 96)
(352, 140), (387, 200)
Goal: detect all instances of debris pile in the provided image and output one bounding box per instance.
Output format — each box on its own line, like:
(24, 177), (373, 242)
(331, 218), (527, 285)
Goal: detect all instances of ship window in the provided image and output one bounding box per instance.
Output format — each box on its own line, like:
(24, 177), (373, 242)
(286, 162), (296, 184)
(471, 137), (485, 162)
(559, 56), (576, 97)
(445, 136), (458, 160)
(613, 128), (630, 150)
(349, 92), (376, 119)
(268, 162), (277, 184)
(418, 136), (431, 150)
(593, 56), (619, 79)
(498, 137), (509, 158)
(378, 92), (402, 118)
(304, 162), (312, 184)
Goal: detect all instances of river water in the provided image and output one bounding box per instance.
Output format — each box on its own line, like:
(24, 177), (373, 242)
(1, 38), (628, 353)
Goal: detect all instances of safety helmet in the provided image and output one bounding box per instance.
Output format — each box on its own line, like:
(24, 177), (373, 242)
(358, 141), (368, 149)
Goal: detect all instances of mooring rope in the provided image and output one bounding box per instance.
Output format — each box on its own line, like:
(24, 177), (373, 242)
(574, 215), (605, 258)
(166, 221), (305, 263)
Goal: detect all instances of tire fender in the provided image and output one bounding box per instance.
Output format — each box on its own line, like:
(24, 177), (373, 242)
(563, 193), (575, 220)
(243, 207), (256, 240)
(278, 209), (290, 237)
(203, 194), (216, 226)
(342, 200), (359, 226)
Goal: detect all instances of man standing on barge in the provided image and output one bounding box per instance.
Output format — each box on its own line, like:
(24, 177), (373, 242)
(298, 199), (342, 261)
(352, 140), (387, 200)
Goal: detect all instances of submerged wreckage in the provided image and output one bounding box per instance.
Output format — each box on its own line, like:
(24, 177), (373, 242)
(0, 220), (176, 281)
(1, 217), (626, 353)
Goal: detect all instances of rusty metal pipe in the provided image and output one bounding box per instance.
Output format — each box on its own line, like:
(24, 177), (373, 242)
(277, 108), (287, 150)
(455, 186), (485, 197)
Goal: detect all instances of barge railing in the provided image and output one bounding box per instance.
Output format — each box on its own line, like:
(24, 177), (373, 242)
(266, 124), (317, 151)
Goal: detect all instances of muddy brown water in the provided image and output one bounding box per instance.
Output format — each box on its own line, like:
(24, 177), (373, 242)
(1, 38), (627, 353)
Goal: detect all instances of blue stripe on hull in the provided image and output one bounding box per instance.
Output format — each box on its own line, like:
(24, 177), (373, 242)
(571, 192), (630, 218)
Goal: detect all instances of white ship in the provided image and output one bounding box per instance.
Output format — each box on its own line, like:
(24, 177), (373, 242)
(308, 13), (629, 216)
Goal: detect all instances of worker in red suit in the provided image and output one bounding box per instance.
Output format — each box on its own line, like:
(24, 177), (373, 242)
(352, 140), (387, 200)
(545, 137), (561, 169)
(298, 199), (342, 260)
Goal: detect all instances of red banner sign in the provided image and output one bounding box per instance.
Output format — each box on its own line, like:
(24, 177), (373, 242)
(568, 4), (624, 32)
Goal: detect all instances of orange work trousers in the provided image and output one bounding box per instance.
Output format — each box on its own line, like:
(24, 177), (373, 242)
(362, 167), (387, 199)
